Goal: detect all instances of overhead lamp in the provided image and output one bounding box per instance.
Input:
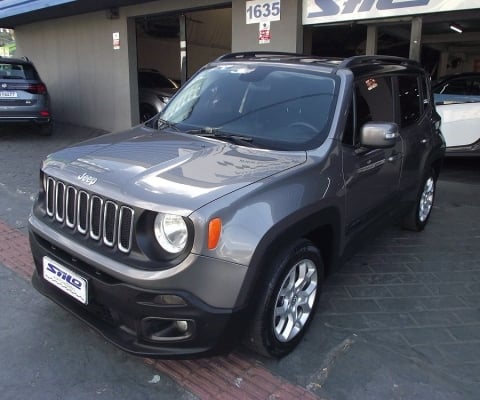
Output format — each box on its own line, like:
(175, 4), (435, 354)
(449, 23), (463, 34)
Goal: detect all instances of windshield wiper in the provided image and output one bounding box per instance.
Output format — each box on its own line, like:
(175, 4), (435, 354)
(188, 128), (255, 146)
(155, 118), (180, 131)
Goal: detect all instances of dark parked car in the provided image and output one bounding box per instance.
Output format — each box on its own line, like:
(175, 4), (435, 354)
(0, 56), (52, 135)
(29, 53), (445, 359)
(138, 69), (179, 122)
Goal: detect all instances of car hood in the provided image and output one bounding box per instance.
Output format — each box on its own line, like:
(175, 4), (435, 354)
(43, 125), (306, 215)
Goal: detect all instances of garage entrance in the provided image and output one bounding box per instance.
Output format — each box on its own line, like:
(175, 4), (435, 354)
(304, 9), (480, 79)
(134, 6), (232, 122)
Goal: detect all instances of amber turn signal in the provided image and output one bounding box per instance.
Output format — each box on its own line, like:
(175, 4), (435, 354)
(208, 218), (222, 250)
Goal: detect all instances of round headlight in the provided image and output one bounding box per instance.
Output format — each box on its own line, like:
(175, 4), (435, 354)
(154, 213), (188, 254)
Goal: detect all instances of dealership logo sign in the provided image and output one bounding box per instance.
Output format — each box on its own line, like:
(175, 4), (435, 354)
(307, 0), (430, 18)
(46, 262), (83, 290)
(303, 0), (480, 25)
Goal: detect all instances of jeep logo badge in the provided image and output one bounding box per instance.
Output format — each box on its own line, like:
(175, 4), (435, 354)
(77, 172), (97, 185)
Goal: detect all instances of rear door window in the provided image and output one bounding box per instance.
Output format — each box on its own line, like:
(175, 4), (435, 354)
(350, 76), (394, 145)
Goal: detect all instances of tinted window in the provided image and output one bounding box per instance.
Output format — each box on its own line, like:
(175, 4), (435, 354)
(352, 76), (394, 143)
(162, 64), (338, 151)
(435, 78), (465, 95)
(398, 75), (421, 127)
(0, 62), (38, 80)
(434, 76), (480, 96)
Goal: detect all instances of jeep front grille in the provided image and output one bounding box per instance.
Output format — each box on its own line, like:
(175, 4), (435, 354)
(45, 176), (134, 253)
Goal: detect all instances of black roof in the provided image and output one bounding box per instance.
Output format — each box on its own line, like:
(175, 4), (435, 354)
(215, 52), (422, 70)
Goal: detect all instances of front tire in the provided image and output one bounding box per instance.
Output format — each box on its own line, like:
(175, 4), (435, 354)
(402, 168), (436, 231)
(244, 239), (323, 358)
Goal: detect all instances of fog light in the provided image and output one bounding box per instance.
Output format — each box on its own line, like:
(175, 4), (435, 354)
(175, 320), (189, 333)
(141, 317), (194, 342)
(153, 294), (186, 306)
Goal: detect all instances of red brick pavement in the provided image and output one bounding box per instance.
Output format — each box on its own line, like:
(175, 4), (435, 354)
(0, 221), (34, 278)
(0, 219), (320, 400)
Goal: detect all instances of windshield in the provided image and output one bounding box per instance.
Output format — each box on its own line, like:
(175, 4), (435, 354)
(161, 64), (338, 150)
(433, 77), (480, 105)
(0, 62), (39, 80)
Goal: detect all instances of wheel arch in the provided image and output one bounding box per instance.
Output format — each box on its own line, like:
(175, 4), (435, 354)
(430, 156), (443, 180)
(234, 205), (341, 309)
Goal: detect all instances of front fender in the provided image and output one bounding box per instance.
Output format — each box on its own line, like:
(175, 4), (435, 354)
(189, 148), (344, 309)
(234, 204), (341, 308)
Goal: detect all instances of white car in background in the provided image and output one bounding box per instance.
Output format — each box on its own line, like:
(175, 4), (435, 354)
(433, 73), (480, 157)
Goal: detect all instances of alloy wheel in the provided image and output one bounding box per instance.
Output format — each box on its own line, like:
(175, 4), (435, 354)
(419, 176), (435, 222)
(273, 259), (318, 342)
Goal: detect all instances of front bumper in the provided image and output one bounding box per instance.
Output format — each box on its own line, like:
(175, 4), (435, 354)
(29, 228), (247, 358)
(0, 105), (52, 124)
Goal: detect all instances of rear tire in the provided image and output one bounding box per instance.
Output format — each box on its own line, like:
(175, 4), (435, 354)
(244, 239), (323, 358)
(402, 168), (436, 231)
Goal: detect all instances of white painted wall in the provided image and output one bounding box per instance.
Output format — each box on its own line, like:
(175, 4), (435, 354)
(15, 11), (133, 132)
(13, 0), (303, 131)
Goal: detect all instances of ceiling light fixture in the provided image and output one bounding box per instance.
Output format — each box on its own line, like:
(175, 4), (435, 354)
(449, 23), (463, 34)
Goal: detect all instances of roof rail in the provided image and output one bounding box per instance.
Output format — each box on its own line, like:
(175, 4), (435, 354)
(215, 51), (302, 61)
(340, 55), (420, 68)
(21, 56), (30, 62)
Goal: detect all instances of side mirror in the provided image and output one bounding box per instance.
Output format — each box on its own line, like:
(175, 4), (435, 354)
(360, 122), (399, 148)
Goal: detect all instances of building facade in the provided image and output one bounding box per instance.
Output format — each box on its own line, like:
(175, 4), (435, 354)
(1, 0), (479, 131)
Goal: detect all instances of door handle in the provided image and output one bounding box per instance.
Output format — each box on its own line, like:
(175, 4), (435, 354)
(387, 153), (402, 162)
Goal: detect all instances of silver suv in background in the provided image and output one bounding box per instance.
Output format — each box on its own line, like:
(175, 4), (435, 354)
(0, 57), (52, 135)
(29, 53), (445, 359)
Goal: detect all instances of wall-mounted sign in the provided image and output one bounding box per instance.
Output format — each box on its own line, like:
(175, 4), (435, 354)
(246, 0), (281, 24)
(303, 0), (480, 25)
(113, 32), (120, 50)
(259, 21), (271, 44)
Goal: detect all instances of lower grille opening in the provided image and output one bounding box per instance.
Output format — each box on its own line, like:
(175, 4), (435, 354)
(88, 301), (118, 326)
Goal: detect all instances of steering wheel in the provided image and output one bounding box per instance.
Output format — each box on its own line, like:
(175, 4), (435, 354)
(288, 121), (318, 134)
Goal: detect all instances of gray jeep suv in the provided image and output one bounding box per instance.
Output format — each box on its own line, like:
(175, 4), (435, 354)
(29, 53), (445, 358)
